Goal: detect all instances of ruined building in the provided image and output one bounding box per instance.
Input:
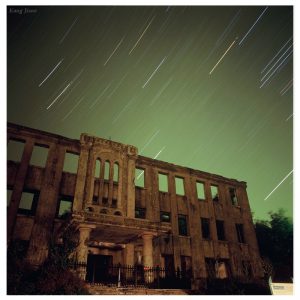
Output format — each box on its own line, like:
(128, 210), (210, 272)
(7, 122), (264, 290)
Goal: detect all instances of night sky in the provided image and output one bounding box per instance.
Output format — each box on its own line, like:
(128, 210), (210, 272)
(7, 5), (293, 220)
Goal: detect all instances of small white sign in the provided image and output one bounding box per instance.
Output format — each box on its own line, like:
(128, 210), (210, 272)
(270, 282), (293, 295)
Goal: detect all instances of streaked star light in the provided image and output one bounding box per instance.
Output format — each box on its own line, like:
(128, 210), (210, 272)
(7, 6), (293, 220)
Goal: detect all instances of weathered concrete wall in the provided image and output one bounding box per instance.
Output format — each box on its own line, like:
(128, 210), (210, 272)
(135, 155), (264, 279)
(7, 122), (264, 284)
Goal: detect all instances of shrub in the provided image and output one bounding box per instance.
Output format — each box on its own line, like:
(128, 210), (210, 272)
(7, 225), (90, 295)
(35, 265), (89, 295)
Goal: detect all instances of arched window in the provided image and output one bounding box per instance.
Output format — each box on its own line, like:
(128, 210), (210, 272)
(113, 162), (119, 182)
(95, 158), (101, 178)
(104, 160), (110, 180)
(100, 209), (108, 214)
(93, 158), (101, 204)
(114, 211), (122, 216)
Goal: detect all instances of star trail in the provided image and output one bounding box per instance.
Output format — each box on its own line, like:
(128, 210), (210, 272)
(238, 6), (268, 46)
(209, 38), (237, 75)
(7, 6), (293, 220)
(39, 58), (64, 87)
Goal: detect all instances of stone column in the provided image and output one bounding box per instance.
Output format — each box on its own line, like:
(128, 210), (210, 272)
(84, 149), (96, 206)
(124, 243), (135, 266)
(145, 167), (160, 222)
(117, 162), (123, 210)
(25, 144), (65, 267)
(126, 157), (136, 218)
(76, 225), (94, 280)
(185, 175), (207, 289)
(124, 146), (138, 217)
(205, 181), (218, 241)
(142, 234), (154, 267)
(7, 138), (34, 242)
(238, 186), (264, 278)
(142, 233), (154, 283)
(168, 173), (181, 271)
(73, 135), (93, 212)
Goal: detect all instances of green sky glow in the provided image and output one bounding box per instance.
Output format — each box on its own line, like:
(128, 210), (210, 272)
(7, 6), (293, 220)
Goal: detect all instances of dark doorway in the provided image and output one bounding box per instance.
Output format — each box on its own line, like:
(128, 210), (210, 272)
(86, 254), (113, 283)
(161, 254), (191, 289)
(163, 254), (175, 277)
(181, 256), (192, 276)
(180, 256), (192, 289)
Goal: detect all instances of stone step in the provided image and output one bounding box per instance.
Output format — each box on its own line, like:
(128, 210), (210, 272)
(87, 285), (189, 295)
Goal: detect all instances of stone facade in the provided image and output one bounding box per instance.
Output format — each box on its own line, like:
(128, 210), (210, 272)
(7, 122), (264, 290)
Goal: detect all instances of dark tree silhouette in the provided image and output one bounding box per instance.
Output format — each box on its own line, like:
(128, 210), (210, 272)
(255, 209), (293, 282)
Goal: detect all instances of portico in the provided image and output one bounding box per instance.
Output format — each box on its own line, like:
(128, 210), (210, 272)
(74, 211), (170, 280)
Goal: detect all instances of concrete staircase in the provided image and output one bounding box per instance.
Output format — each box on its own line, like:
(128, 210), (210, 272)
(87, 284), (189, 295)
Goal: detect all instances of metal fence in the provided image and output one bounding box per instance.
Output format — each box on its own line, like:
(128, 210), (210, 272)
(69, 261), (191, 289)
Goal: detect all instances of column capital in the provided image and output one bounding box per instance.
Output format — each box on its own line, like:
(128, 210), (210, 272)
(77, 223), (96, 233)
(141, 232), (156, 239)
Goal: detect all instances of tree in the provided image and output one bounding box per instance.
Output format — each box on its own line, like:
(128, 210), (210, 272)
(255, 209), (293, 282)
(7, 223), (90, 295)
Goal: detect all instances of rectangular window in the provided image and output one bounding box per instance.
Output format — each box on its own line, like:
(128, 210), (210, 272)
(160, 211), (171, 222)
(63, 152), (79, 174)
(211, 185), (219, 202)
(216, 220), (226, 241)
(236, 223), (245, 243)
(158, 173), (168, 192)
(178, 214), (188, 236)
(196, 181), (205, 200)
(7, 139), (25, 162)
(135, 207), (146, 219)
(18, 191), (38, 215)
(229, 187), (238, 206)
(135, 168), (145, 188)
(201, 218), (210, 239)
(175, 177), (185, 196)
(57, 197), (73, 218)
(30, 144), (49, 167)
